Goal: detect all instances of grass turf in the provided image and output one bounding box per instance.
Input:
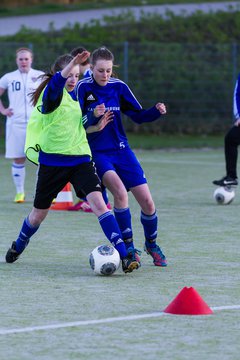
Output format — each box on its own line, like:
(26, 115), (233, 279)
(0, 150), (239, 360)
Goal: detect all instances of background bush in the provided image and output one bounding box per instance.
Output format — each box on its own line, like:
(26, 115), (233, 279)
(1, 9), (240, 139)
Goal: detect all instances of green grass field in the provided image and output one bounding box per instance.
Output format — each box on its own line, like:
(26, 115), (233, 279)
(0, 149), (240, 360)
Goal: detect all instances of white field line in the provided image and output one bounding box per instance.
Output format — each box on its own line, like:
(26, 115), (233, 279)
(0, 305), (240, 335)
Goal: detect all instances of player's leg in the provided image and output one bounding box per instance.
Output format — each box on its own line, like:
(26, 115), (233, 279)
(86, 191), (139, 273)
(71, 163), (126, 258)
(213, 126), (240, 186)
(225, 125), (240, 180)
(72, 162), (139, 273)
(5, 122), (27, 202)
(131, 183), (167, 267)
(90, 152), (137, 251)
(12, 157), (26, 203)
(5, 164), (68, 263)
(117, 139), (167, 267)
(5, 207), (49, 263)
(102, 170), (141, 260)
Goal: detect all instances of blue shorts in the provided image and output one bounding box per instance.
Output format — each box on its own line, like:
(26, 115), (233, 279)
(92, 147), (147, 190)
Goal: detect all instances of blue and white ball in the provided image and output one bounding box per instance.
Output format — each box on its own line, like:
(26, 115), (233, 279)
(89, 244), (120, 275)
(213, 186), (235, 205)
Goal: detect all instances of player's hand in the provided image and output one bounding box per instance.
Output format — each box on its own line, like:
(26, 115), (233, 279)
(86, 110), (113, 134)
(95, 111), (114, 131)
(3, 107), (13, 117)
(73, 51), (90, 65)
(94, 103), (106, 117)
(156, 102), (167, 115)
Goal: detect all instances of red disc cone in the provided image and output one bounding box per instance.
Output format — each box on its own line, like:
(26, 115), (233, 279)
(164, 287), (213, 315)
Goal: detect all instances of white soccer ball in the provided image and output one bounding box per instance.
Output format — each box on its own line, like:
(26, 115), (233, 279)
(213, 186), (235, 205)
(89, 244), (120, 275)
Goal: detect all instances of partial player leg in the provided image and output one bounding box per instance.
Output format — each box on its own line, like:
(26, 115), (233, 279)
(87, 191), (140, 273)
(12, 159), (26, 203)
(5, 208), (48, 263)
(131, 183), (167, 267)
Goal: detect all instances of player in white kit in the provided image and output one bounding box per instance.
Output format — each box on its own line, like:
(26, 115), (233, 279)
(0, 47), (44, 203)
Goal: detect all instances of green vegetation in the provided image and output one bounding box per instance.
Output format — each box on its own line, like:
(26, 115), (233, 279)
(1, 8), (239, 137)
(0, 2), (239, 142)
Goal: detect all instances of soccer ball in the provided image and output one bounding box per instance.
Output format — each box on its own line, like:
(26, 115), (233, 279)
(89, 244), (120, 275)
(213, 186), (235, 205)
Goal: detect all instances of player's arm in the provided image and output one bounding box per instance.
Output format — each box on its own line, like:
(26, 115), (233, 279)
(233, 74), (240, 126)
(0, 87), (13, 117)
(61, 52), (90, 79)
(120, 82), (166, 124)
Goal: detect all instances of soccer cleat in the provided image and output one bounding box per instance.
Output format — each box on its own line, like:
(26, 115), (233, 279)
(122, 248), (140, 273)
(14, 193), (25, 203)
(144, 242), (167, 267)
(212, 176), (238, 187)
(68, 200), (93, 212)
(128, 247), (142, 265)
(5, 241), (21, 263)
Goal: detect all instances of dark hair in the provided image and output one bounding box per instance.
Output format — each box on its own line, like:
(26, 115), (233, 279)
(71, 46), (90, 66)
(90, 46), (114, 66)
(71, 46), (86, 56)
(31, 54), (73, 106)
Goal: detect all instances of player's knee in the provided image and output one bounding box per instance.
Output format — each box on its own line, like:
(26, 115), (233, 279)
(113, 188), (128, 205)
(142, 199), (155, 214)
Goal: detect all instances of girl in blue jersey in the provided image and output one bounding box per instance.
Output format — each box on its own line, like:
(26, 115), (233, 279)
(68, 46), (112, 212)
(5, 52), (139, 274)
(76, 46), (167, 267)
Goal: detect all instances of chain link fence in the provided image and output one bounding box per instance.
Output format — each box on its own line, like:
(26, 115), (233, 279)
(1, 41), (240, 140)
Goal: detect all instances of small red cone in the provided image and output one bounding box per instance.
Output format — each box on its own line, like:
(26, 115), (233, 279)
(164, 287), (213, 315)
(50, 183), (73, 210)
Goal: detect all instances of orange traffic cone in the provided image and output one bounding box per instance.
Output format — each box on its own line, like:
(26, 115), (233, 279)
(163, 287), (213, 315)
(50, 183), (73, 210)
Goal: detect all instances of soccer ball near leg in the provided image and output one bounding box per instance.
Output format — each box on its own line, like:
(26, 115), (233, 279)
(213, 186), (235, 205)
(89, 244), (120, 275)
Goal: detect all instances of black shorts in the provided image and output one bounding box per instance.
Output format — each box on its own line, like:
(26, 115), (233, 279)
(34, 162), (102, 209)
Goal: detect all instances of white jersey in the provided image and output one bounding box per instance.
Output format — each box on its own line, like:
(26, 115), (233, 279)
(0, 68), (44, 158)
(0, 68), (44, 124)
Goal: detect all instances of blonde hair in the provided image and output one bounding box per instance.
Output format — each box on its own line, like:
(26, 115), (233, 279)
(16, 47), (33, 57)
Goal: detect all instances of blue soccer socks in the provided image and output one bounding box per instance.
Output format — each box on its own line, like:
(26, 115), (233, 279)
(98, 211), (127, 259)
(140, 210), (158, 242)
(114, 207), (134, 249)
(15, 216), (39, 254)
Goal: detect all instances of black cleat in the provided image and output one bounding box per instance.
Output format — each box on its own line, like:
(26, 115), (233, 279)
(122, 249), (140, 273)
(5, 241), (21, 263)
(213, 176), (238, 187)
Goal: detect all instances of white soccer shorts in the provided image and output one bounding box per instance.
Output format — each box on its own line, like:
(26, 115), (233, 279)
(5, 121), (27, 158)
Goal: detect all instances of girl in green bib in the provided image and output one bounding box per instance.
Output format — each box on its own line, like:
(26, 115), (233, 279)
(5, 52), (139, 274)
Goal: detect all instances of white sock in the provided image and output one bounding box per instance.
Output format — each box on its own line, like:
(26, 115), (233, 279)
(12, 163), (25, 194)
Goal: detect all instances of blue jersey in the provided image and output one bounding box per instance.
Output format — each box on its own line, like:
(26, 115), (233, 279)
(233, 74), (240, 120)
(76, 76), (163, 153)
(83, 68), (92, 78)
